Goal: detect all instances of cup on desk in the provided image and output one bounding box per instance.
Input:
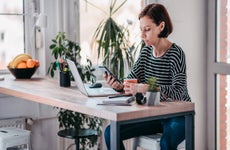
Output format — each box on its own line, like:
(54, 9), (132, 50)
(123, 78), (138, 95)
(60, 71), (70, 87)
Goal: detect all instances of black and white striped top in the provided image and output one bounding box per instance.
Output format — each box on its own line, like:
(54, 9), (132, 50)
(127, 43), (191, 102)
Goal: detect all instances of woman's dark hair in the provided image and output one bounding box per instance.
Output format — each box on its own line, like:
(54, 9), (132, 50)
(139, 3), (173, 38)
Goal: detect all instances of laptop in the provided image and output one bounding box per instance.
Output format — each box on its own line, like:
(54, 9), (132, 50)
(66, 59), (120, 97)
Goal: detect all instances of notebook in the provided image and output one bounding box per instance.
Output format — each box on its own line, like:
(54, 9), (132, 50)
(102, 96), (135, 104)
(66, 59), (119, 97)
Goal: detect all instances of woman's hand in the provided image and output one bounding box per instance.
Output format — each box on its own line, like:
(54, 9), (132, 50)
(124, 83), (149, 96)
(103, 73), (124, 91)
(123, 82), (135, 95)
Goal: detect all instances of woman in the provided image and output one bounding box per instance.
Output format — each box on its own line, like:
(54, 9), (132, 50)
(103, 3), (191, 150)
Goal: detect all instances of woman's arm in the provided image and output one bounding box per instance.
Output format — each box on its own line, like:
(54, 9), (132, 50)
(160, 48), (191, 101)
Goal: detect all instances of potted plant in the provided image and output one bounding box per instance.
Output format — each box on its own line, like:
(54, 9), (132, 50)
(57, 109), (103, 149)
(146, 77), (160, 106)
(48, 32), (103, 149)
(92, 0), (138, 79)
(48, 32), (95, 83)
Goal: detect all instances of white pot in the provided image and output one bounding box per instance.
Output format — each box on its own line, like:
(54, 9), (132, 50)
(146, 91), (160, 106)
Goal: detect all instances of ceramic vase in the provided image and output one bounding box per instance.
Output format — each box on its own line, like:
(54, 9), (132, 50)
(146, 91), (160, 106)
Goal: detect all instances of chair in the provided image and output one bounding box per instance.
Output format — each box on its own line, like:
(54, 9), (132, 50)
(132, 134), (185, 150)
(0, 127), (31, 150)
(57, 128), (98, 150)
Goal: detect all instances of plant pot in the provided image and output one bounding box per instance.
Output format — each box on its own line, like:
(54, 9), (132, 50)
(60, 71), (70, 87)
(146, 91), (160, 106)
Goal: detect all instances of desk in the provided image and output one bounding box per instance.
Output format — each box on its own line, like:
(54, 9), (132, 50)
(0, 75), (195, 150)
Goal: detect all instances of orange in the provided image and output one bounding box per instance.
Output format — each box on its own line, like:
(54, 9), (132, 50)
(17, 62), (27, 68)
(26, 59), (36, 68)
(34, 59), (40, 67)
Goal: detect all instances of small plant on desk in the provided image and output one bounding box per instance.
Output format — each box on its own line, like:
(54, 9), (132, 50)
(147, 77), (158, 92)
(146, 77), (160, 106)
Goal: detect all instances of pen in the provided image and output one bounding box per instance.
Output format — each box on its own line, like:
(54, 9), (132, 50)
(108, 94), (132, 99)
(97, 103), (132, 106)
(56, 61), (62, 71)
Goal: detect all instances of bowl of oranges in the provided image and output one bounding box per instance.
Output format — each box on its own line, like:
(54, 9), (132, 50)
(7, 53), (40, 79)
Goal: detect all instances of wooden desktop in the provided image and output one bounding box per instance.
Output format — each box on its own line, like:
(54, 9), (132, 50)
(0, 75), (195, 150)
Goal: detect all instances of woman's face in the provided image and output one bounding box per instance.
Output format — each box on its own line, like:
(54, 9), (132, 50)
(140, 16), (163, 46)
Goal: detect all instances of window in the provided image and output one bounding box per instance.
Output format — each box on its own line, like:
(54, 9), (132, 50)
(216, 0), (230, 149)
(208, 0), (230, 149)
(216, 74), (230, 150)
(0, 0), (24, 70)
(79, 0), (142, 65)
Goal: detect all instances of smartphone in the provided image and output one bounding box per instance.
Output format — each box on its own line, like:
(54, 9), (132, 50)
(98, 66), (122, 83)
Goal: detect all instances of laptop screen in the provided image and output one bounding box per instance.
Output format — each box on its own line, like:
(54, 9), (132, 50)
(66, 59), (119, 97)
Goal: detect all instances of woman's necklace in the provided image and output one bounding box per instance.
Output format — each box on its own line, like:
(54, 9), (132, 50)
(153, 43), (172, 57)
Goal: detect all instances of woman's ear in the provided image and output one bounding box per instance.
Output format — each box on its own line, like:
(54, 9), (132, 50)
(159, 21), (165, 31)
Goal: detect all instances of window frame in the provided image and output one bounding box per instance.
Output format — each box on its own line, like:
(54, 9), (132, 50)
(207, 0), (230, 149)
(24, 0), (36, 58)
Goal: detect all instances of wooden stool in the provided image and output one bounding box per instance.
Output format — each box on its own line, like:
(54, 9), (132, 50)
(57, 128), (98, 150)
(0, 127), (31, 150)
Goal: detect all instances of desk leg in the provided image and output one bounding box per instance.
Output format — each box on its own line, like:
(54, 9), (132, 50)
(110, 121), (120, 150)
(185, 113), (195, 150)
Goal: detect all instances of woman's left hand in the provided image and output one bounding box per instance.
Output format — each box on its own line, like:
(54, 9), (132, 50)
(125, 83), (149, 96)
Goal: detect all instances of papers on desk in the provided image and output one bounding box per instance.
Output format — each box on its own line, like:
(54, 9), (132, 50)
(98, 96), (135, 106)
(0, 76), (4, 81)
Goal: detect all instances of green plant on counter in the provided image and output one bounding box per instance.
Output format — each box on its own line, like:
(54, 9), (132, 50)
(147, 77), (158, 92)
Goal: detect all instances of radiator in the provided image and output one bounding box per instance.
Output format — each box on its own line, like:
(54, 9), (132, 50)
(0, 117), (26, 129)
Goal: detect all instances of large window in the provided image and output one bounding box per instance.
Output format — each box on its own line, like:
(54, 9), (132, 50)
(209, 0), (230, 149)
(216, 74), (230, 149)
(216, 0), (230, 149)
(0, 0), (24, 70)
(79, 0), (142, 65)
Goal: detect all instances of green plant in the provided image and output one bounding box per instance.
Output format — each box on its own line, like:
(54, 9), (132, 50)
(147, 77), (158, 92)
(48, 32), (103, 149)
(92, 0), (138, 79)
(48, 32), (95, 83)
(57, 109), (103, 149)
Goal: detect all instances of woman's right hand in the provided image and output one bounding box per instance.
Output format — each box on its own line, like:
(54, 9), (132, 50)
(103, 73), (124, 91)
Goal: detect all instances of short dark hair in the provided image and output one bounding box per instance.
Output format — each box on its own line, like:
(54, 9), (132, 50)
(139, 3), (173, 38)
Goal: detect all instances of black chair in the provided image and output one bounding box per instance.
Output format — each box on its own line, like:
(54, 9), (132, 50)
(57, 128), (98, 150)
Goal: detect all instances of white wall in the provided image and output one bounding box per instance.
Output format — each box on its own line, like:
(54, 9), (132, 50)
(36, 0), (79, 77)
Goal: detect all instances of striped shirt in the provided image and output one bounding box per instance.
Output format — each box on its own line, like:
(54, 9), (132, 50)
(127, 43), (191, 102)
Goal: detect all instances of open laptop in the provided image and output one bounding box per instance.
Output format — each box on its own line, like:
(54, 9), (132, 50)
(66, 59), (120, 97)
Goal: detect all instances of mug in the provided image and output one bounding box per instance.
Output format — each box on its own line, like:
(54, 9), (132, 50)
(123, 78), (138, 94)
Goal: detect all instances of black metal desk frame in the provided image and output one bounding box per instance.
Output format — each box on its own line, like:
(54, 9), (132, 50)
(110, 111), (195, 150)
